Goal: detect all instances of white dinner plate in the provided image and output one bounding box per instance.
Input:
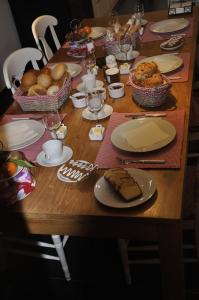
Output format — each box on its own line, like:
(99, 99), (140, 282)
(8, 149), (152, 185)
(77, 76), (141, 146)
(111, 118), (176, 152)
(36, 146), (73, 167)
(150, 18), (189, 34)
(0, 120), (45, 151)
(94, 168), (156, 208)
(82, 104), (113, 121)
(76, 80), (104, 92)
(89, 27), (106, 39)
(49, 63), (82, 78)
(133, 54), (183, 74)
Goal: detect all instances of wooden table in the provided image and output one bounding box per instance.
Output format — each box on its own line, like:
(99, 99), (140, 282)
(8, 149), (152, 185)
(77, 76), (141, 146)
(1, 8), (199, 300)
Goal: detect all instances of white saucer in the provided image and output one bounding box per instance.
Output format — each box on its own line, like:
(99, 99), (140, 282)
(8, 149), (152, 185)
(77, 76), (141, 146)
(36, 146), (73, 167)
(82, 104), (113, 120)
(76, 80), (104, 92)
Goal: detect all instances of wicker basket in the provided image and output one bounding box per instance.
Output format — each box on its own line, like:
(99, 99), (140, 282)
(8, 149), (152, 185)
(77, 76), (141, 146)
(128, 74), (171, 108)
(13, 77), (71, 112)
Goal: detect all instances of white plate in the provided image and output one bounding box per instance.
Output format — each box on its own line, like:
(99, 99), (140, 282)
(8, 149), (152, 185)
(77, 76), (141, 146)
(82, 104), (113, 121)
(116, 50), (140, 61)
(150, 18), (189, 34)
(49, 63), (82, 78)
(89, 27), (106, 39)
(36, 146), (73, 167)
(0, 120), (45, 151)
(134, 54), (183, 74)
(94, 168), (156, 208)
(111, 118), (176, 152)
(76, 80), (104, 92)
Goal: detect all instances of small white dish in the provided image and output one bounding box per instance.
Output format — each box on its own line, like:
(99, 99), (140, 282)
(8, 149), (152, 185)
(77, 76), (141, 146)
(76, 80), (104, 92)
(108, 82), (125, 99)
(70, 92), (87, 108)
(82, 104), (113, 121)
(36, 146), (73, 167)
(116, 50), (139, 61)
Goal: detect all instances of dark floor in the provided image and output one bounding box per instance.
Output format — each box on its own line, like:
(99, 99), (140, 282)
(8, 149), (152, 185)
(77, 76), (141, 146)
(1, 234), (199, 300)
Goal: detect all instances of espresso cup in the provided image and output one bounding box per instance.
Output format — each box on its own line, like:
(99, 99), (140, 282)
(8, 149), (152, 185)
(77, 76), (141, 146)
(81, 73), (96, 91)
(105, 67), (120, 84)
(42, 139), (63, 163)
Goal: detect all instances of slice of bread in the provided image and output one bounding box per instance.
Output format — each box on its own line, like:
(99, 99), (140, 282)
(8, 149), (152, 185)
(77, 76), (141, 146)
(104, 168), (142, 202)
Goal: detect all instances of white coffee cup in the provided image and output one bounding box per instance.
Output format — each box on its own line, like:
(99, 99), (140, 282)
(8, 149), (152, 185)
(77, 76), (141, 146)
(42, 139), (63, 163)
(81, 73), (96, 91)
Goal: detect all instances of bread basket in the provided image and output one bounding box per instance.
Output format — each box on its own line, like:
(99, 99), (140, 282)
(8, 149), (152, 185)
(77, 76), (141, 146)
(128, 74), (171, 108)
(13, 76), (71, 112)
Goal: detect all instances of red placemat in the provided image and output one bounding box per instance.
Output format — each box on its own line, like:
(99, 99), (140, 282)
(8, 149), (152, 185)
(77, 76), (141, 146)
(133, 52), (190, 83)
(140, 17), (193, 43)
(95, 110), (185, 169)
(0, 114), (66, 163)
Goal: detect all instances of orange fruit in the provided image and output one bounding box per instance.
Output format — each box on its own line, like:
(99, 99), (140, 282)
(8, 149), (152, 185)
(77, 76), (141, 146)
(83, 26), (92, 34)
(4, 161), (17, 176)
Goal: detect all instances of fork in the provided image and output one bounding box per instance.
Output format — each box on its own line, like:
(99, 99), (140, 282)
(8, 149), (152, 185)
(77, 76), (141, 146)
(12, 116), (44, 121)
(116, 157), (166, 164)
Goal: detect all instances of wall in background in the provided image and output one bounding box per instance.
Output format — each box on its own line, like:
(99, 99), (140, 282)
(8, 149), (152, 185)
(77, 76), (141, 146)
(0, 0), (21, 91)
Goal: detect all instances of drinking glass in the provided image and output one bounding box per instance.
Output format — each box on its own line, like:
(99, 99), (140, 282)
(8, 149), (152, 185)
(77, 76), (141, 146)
(44, 110), (62, 139)
(86, 90), (104, 119)
(136, 0), (144, 21)
(118, 34), (132, 61)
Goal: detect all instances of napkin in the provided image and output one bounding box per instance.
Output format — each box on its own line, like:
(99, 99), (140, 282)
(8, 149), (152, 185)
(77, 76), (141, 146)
(121, 121), (170, 149)
(0, 123), (38, 147)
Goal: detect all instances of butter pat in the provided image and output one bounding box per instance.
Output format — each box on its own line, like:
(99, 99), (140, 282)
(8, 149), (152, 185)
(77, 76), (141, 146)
(56, 124), (67, 139)
(89, 124), (105, 141)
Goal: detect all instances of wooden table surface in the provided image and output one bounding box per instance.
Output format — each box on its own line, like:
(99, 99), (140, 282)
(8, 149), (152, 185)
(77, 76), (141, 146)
(2, 8), (199, 300)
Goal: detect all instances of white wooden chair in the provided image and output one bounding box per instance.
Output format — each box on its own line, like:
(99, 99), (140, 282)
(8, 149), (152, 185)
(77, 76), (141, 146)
(118, 165), (199, 285)
(2, 47), (71, 281)
(3, 47), (42, 94)
(31, 15), (61, 65)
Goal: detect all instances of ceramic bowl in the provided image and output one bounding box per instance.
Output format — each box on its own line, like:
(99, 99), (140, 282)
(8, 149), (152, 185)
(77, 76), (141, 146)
(108, 82), (125, 99)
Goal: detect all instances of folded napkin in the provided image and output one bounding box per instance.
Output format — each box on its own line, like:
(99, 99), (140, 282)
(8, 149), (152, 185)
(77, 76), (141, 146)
(140, 17), (193, 43)
(133, 52), (190, 83)
(121, 121), (170, 149)
(95, 110), (185, 169)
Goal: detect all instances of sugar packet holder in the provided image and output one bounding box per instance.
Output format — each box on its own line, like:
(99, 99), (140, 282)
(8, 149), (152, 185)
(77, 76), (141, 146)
(57, 159), (98, 183)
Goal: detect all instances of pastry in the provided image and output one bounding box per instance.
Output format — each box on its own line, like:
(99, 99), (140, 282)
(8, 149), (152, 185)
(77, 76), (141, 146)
(104, 168), (142, 201)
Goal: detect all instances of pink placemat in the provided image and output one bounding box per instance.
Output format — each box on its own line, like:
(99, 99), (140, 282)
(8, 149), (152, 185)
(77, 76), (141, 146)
(133, 52), (190, 83)
(141, 17), (193, 43)
(0, 114), (65, 163)
(95, 110), (185, 169)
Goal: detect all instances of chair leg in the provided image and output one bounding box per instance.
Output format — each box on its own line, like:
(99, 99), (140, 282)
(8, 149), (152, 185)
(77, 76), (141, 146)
(117, 239), (132, 285)
(51, 235), (71, 281)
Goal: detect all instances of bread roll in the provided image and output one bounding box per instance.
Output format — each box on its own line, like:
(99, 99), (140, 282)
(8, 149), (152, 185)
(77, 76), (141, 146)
(51, 63), (67, 80)
(21, 71), (37, 91)
(47, 85), (60, 95)
(37, 73), (52, 88)
(104, 168), (142, 201)
(27, 84), (46, 96)
(40, 67), (51, 76)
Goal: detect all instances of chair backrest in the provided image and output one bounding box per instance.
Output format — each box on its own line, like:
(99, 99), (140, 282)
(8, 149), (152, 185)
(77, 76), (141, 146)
(3, 47), (43, 94)
(32, 15), (61, 65)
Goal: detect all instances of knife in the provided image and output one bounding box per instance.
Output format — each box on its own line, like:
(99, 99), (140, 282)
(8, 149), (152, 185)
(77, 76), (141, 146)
(116, 157), (166, 164)
(125, 113), (166, 118)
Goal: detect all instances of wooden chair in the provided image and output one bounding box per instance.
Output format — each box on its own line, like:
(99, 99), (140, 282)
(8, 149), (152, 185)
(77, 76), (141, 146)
(1, 47), (71, 281)
(118, 165), (199, 285)
(31, 15), (61, 65)
(3, 47), (42, 94)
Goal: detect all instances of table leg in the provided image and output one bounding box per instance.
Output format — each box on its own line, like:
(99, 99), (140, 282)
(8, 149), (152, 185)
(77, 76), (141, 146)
(159, 222), (185, 300)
